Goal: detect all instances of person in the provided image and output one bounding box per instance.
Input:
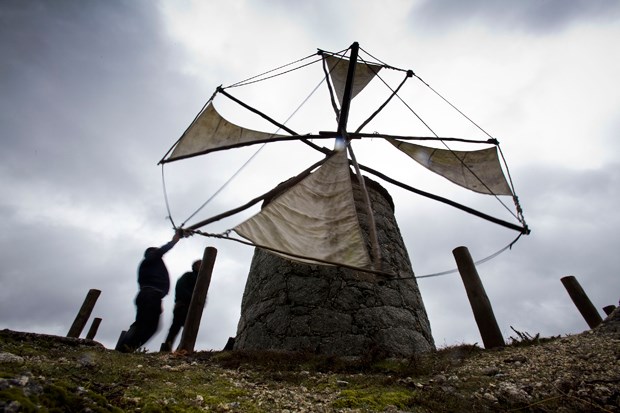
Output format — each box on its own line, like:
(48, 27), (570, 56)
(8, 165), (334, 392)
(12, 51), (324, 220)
(160, 259), (202, 352)
(115, 230), (183, 353)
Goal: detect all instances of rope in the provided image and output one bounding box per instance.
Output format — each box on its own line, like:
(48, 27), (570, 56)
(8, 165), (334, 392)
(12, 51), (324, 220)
(413, 73), (497, 142)
(394, 233), (524, 280)
(226, 54), (322, 89)
(186, 227), (523, 281)
(498, 145), (528, 227)
(161, 163), (176, 229)
(358, 46), (411, 74)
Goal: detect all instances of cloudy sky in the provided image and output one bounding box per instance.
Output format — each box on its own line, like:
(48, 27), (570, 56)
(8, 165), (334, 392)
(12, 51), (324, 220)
(1, 0), (619, 352)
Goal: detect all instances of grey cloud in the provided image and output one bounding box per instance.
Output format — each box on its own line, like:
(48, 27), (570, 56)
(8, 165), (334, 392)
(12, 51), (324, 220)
(410, 0), (620, 34)
(0, 0), (199, 203)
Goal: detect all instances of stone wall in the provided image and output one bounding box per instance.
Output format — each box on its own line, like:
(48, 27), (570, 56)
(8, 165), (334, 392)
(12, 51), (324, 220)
(233, 174), (435, 357)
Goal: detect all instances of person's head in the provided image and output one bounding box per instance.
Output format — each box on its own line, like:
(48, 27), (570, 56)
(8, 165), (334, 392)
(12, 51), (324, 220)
(192, 260), (202, 273)
(144, 247), (158, 258)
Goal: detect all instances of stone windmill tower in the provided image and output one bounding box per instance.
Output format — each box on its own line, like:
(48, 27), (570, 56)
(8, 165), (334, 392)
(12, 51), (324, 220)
(233, 173), (435, 357)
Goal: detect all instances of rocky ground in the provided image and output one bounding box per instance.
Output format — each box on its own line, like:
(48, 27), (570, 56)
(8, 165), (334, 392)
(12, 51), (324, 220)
(1, 308), (619, 412)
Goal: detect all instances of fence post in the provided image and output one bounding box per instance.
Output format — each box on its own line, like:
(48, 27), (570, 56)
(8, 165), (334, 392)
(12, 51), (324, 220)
(453, 246), (505, 348)
(67, 289), (101, 338)
(560, 275), (602, 329)
(115, 330), (127, 349)
(603, 305), (616, 316)
(178, 246), (218, 354)
(86, 317), (102, 340)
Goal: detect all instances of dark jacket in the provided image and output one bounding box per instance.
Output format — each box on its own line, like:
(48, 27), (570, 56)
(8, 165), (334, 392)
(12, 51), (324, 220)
(174, 270), (198, 305)
(137, 240), (176, 296)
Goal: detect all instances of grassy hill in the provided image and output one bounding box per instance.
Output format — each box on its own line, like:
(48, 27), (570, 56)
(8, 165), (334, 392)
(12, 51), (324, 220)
(1, 327), (618, 412)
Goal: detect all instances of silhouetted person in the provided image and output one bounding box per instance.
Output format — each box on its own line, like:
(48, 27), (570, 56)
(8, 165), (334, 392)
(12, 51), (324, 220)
(160, 259), (202, 352)
(116, 230), (182, 353)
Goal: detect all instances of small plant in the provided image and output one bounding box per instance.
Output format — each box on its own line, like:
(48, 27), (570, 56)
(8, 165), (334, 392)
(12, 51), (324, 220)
(508, 326), (541, 346)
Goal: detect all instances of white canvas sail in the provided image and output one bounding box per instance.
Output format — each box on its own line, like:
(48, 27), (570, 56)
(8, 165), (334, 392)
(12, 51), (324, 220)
(165, 102), (289, 162)
(388, 139), (513, 195)
(325, 54), (382, 108)
(233, 149), (372, 268)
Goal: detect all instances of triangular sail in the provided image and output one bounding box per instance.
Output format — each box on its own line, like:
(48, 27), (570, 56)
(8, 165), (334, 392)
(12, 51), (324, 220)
(324, 54), (382, 108)
(387, 139), (513, 195)
(164, 102), (289, 162)
(233, 149), (372, 268)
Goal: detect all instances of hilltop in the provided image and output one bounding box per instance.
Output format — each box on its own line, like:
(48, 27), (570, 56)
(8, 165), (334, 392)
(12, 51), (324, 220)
(1, 316), (618, 412)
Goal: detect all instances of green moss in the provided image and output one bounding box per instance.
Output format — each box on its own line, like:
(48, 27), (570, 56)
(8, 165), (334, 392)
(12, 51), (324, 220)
(0, 381), (123, 413)
(0, 387), (39, 412)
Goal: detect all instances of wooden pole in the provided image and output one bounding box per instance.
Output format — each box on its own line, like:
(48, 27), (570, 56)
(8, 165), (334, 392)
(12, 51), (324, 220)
(115, 330), (127, 349)
(67, 289), (101, 338)
(603, 305), (616, 316)
(560, 275), (602, 329)
(86, 317), (102, 340)
(453, 246), (505, 348)
(178, 246), (218, 354)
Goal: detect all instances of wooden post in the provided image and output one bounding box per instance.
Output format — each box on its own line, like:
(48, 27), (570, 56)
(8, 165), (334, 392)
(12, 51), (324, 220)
(603, 305), (616, 316)
(560, 275), (603, 329)
(67, 289), (101, 338)
(178, 246), (217, 354)
(115, 330), (127, 350)
(85, 317), (102, 340)
(453, 246), (505, 348)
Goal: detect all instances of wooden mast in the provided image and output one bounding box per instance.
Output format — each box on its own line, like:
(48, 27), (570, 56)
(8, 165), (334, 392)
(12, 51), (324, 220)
(338, 42), (382, 270)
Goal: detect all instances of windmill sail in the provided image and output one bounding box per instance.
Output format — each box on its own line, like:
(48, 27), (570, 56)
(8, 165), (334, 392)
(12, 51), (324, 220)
(387, 138), (513, 195)
(160, 42), (529, 275)
(233, 149), (372, 268)
(324, 54), (382, 107)
(164, 102), (290, 163)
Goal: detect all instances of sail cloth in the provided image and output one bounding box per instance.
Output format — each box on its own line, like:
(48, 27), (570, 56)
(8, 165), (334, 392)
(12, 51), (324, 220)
(324, 54), (382, 107)
(387, 139), (513, 195)
(233, 149), (372, 268)
(164, 103), (289, 162)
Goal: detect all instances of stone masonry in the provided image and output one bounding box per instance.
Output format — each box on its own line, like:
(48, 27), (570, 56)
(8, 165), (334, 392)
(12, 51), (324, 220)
(233, 173), (435, 357)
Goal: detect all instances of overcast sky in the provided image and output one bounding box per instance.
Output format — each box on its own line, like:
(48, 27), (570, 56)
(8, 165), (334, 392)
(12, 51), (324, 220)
(1, 0), (619, 352)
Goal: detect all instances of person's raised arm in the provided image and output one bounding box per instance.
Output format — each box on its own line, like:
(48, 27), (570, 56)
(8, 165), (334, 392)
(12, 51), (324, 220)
(159, 229), (183, 255)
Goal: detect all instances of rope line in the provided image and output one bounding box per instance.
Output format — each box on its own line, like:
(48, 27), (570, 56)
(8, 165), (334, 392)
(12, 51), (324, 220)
(226, 52), (319, 89)
(397, 233), (523, 280)
(187, 228), (523, 281)
(358, 46), (410, 74)
(161, 163), (176, 229)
